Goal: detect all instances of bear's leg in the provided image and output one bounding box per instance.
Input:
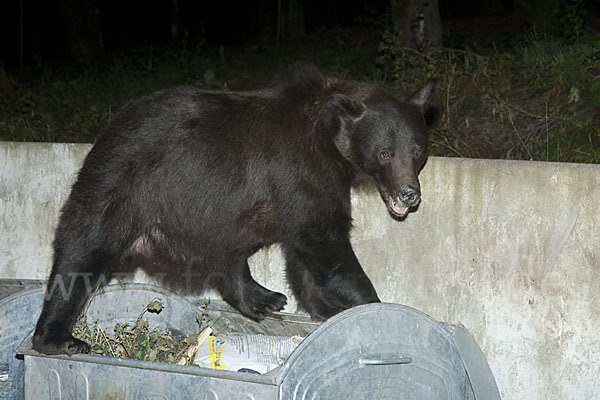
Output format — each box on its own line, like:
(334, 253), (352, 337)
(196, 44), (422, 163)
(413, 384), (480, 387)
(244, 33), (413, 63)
(283, 237), (380, 320)
(283, 251), (345, 319)
(33, 248), (113, 355)
(214, 259), (287, 321)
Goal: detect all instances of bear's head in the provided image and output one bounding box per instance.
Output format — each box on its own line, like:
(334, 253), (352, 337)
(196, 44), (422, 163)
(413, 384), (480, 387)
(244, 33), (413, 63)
(324, 80), (437, 219)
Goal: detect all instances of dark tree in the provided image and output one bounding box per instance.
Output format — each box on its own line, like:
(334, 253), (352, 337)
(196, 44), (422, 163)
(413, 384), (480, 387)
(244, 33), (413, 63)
(254, 0), (305, 46)
(391, 0), (442, 51)
(279, 0), (305, 43)
(515, 0), (562, 33)
(59, 0), (103, 66)
(481, 0), (505, 14)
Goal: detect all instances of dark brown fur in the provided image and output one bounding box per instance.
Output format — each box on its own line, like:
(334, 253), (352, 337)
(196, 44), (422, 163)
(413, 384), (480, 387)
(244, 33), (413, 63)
(33, 66), (436, 355)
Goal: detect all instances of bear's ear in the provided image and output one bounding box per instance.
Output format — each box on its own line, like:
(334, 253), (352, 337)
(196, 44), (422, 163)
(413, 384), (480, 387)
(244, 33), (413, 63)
(321, 94), (365, 161)
(407, 79), (436, 108)
(407, 79), (439, 128)
(324, 94), (366, 124)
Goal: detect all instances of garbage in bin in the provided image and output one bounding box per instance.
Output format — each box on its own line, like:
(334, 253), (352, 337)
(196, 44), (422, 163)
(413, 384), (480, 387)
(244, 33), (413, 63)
(193, 331), (304, 373)
(68, 289), (312, 371)
(18, 284), (501, 400)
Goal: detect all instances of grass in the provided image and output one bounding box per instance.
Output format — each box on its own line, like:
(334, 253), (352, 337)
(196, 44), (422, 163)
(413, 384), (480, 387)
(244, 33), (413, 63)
(0, 20), (598, 163)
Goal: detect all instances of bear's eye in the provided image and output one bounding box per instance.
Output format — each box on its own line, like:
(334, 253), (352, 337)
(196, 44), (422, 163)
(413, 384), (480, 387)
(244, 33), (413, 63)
(379, 150), (392, 161)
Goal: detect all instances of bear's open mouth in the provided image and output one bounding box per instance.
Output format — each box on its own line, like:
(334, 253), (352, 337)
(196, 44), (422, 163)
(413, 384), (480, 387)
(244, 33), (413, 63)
(388, 196), (409, 217)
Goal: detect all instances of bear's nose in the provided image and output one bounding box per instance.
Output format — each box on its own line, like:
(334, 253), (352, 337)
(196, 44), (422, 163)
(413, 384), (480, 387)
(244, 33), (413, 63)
(399, 186), (421, 207)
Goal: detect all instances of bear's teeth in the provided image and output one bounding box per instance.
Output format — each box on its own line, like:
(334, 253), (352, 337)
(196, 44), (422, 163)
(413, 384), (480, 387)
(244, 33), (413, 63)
(389, 196), (409, 216)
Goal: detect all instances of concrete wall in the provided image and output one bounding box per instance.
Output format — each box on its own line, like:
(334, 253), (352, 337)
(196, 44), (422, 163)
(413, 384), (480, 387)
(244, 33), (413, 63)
(1, 141), (599, 399)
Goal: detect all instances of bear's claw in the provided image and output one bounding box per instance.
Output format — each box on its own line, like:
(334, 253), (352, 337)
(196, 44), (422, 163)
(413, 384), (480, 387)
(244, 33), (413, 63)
(239, 290), (287, 322)
(32, 333), (90, 356)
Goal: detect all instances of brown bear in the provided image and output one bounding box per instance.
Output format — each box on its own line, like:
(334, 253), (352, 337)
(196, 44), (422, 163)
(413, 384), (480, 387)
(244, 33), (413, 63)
(33, 66), (436, 355)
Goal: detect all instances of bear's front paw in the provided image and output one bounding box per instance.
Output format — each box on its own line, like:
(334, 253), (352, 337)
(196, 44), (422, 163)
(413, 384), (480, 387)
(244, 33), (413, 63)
(32, 333), (90, 356)
(241, 290), (288, 322)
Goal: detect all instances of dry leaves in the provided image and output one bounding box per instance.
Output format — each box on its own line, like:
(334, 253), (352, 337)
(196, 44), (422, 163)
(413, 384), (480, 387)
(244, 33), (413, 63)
(72, 298), (210, 365)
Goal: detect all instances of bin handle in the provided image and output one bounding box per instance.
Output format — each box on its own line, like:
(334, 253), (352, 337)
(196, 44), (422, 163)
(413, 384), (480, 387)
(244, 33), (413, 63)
(359, 357), (412, 366)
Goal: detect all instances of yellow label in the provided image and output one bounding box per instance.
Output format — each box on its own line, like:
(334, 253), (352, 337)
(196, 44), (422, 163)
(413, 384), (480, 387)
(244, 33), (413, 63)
(208, 336), (226, 370)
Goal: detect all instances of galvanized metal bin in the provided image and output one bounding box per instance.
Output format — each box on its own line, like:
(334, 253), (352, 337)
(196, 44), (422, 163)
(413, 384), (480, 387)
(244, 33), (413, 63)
(0, 279), (45, 400)
(18, 284), (500, 399)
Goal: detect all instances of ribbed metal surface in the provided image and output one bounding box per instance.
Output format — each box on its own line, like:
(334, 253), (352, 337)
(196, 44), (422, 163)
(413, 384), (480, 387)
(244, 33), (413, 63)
(18, 285), (499, 399)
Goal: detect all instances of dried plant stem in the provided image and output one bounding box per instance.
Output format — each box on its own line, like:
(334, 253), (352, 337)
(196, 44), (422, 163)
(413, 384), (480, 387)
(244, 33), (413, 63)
(509, 114), (533, 160)
(99, 326), (118, 357)
(430, 136), (465, 157)
(545, 102), (549, 162)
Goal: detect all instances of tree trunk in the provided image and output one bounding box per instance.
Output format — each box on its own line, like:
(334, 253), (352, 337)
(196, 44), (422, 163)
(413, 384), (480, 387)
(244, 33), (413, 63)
(257, 0), (277, 43)
(279, 0), (305, 43)
(515, 0), (561, 34)
(59, 0), (103, 67)
(481, 0), (505, 14)
(391, 0), (442, 51)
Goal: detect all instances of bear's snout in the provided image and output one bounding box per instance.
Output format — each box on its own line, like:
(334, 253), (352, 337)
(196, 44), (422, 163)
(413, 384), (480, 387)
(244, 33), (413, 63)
(386, 184), (421, 218)
(399, 186), (421, 207)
